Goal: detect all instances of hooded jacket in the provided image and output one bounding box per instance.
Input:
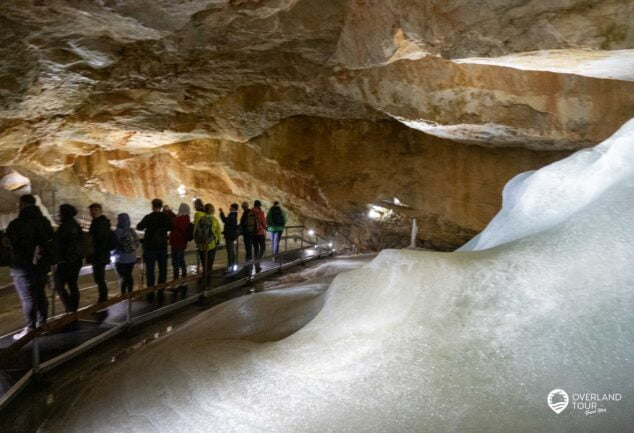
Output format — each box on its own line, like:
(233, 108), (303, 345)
(251, 206), (267, 237)
(266, 205), (287, 233)
(113, 213), (138, 264)
(6, 205), (55, 271)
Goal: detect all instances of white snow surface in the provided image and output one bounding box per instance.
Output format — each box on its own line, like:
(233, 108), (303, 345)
(45, 122), (634, 432)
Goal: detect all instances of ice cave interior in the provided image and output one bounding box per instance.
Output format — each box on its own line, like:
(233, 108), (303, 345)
(0, 1), (633, 432)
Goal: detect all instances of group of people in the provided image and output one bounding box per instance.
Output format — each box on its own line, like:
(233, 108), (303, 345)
(2, 194), (287, 340)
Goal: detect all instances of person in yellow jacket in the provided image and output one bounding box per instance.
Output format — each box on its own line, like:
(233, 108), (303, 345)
(193, 202), (221, 289)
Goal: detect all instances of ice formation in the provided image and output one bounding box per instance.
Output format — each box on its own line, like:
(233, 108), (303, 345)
(46, 122), (634, 432)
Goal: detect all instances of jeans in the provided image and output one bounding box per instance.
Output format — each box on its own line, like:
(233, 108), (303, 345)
(242, 234), (253, 262)
(92, 263), (109, 302)
(171, 249), (187, 280)
(252, 235), (266, 271)
(115, 262), (135, 295)
(225, 239), (237, 269)
(144, 249), (168, 298)
(270, 231), (282, 255)
(11, 267), (48, 330)
(55, 260), (82, 312)
(198, 248), (216, 290)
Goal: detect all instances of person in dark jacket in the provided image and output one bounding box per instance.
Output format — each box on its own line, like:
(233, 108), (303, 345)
(136, 198), (171, 301)
(219, 203), (239, 273)
(88, 203), (113, 303)
(54, 204), (83, 313)
(239, 201), (253, 263)
(165, 203), (192, 298)
(113, 213), (138, 295)
(6, 194), (55, 340)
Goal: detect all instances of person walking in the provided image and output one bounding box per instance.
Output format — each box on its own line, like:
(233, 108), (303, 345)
(266, 201), (287, 258)
(165, 203), (192, 298)
(219, 203), (239, 273)
(6, 194), (56, 340)
(88, 203), (115, 303)
(136, 199), (172, 302)
(113, 213), (139, 295)
(193, 203), (220, 289)
(54, 204), (83, 313)
(250, 200), (267, 273)
(239, 201), (253, 264)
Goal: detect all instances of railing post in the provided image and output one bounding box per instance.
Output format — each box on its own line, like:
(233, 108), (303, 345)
(300, 227), (304, 250)
(284, 227), (288, 252)
(32, 335), (41, 379)
(278, 250), (283, 273)
(139, 258), (145, 291)
(126, 294), (132, 326)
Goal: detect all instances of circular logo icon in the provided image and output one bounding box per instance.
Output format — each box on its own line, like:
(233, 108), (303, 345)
(548, 389), (569, 414)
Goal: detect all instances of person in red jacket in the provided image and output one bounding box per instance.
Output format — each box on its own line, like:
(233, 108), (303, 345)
(164, 203), (192, 298)
(250, 200), (268, 272)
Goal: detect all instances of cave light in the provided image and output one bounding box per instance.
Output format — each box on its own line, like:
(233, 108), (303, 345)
(308, 229), (315, 236)
(177, 184), (187, 197)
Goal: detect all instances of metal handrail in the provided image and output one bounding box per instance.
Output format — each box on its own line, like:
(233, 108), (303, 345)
(0, 225), (336, 336)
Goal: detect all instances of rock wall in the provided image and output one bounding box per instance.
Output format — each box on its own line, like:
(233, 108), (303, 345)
(1, 0), (632, 248)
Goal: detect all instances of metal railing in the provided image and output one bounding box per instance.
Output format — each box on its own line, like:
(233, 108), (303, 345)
(0, 225), (349, 411)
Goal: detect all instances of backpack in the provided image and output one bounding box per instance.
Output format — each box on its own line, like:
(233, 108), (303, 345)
(120, 228), (140, 253)
(246, 211), (259, 234)
(194, 215), (215, 247)
(270, 206), (284, 227)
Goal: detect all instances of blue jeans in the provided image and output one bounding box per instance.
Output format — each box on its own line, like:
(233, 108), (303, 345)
(11, 267), (48, 329)
(270, 231), (282, 255)
(144, 249), (167, 289)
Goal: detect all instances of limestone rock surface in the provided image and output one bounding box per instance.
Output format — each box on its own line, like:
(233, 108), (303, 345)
(1, 0), (633, 248)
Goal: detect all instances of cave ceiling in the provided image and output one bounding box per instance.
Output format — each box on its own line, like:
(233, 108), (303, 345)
(1, 0), (633, 248)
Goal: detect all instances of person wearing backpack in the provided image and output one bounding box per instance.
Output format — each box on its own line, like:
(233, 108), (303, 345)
(219, 203), (239, 273)
(54, 204), (83, 313)
(6, 194), (55, 340)
(239, 201), (253, 264)
(193, 203), (220, 289)
(251, 200), (268, 272)
(136, 199), (172, 301)
(113, 213), (139, 295)
(88, 202), (115, 303)
(165, 203), (192, 298)
(266, 201), (287, 257)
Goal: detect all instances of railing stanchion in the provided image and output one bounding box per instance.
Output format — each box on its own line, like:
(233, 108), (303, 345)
(284, 227), (288, 252)
(278, 251), (283, 273)
(126, 294), (132, 326)
(32, 335), (41, 379)
(300, 227), (304, 250)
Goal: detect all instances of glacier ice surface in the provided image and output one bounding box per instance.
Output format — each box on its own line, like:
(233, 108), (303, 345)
(45, 121), (634, 433)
